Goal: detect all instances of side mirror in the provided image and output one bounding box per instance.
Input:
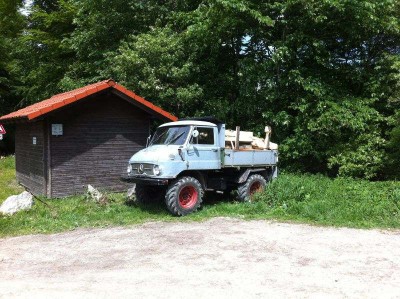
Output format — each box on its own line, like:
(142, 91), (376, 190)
(146, 135), (151, 147)
(192, 130), (199, 138)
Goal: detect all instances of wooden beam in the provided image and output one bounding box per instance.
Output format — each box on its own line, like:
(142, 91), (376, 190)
(235, 126), (240, 150)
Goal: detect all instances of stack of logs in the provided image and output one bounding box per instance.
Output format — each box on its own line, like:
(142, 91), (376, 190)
(225, 126), (278, 150)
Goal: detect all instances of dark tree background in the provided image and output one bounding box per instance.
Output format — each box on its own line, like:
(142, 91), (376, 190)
(0, 0), (399, 179)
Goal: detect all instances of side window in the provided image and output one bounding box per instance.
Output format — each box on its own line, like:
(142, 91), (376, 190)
(192, 127), (215, 145)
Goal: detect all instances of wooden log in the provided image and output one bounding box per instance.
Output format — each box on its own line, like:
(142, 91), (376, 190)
(264, 126), (271, 149)
(235, 126), (240, 150)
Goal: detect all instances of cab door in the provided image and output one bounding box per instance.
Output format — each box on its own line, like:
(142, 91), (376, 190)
(186, 126), (221, 170)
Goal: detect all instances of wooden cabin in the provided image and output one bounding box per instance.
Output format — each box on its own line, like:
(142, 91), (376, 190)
(0, 80), (177, 197)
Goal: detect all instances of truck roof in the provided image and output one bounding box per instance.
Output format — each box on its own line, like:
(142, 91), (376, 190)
(160, 120), (217, 127)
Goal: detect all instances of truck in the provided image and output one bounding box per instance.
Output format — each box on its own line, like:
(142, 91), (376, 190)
(124, 117), (278, 216)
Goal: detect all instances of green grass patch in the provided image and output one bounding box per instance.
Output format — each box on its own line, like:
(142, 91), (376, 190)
(0, 193), (175, 237)
(1, 156), (400, 237)
(250, 173), (400, 228)
(0, 156), (24, 201)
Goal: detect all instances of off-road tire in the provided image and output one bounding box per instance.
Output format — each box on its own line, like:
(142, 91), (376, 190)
(237, 174), (267, 202)
(165, 176), (204, 216)
(135, 184), (165, 205)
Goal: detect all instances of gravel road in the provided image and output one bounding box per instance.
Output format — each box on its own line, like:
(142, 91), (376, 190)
(1, 218), (400, 298)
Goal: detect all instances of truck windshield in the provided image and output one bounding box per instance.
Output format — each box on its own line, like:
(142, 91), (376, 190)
(150, 126), (190, 146)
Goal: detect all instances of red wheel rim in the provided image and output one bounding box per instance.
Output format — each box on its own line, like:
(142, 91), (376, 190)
(178, 186), (198, 209)
(250, 181), (262, 195)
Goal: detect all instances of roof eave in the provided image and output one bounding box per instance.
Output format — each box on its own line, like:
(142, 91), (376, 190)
(0, 79), (178, 124)
(0, 116), (30, 124)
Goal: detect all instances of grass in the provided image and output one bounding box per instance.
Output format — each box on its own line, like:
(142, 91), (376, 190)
(1, 156), (400, 237)
(250, 173), (400, 228)
(0, 156), (24, 200)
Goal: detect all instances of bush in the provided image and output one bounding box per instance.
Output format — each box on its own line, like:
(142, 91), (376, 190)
(385, 115), (400, 179)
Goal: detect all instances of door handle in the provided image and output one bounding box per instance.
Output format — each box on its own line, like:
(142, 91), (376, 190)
(212, 149), (218, 152)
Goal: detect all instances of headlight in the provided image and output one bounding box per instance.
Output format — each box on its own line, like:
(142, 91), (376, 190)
(153, 165), (161, 176)
(127, 164), (132, 174)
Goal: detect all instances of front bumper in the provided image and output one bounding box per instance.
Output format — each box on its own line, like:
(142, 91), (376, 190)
(120, 175), (169, 185)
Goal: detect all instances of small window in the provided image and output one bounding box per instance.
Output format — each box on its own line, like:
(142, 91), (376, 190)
(192, 127), (214, 145)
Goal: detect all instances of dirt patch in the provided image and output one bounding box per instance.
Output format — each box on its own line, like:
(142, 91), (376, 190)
(1, 218), (400, 298)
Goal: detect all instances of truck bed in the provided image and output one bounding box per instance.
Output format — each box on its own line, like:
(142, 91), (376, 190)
(223, 149), (278, 167)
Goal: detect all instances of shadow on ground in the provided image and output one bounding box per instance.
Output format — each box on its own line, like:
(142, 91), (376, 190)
(125, 190), (236, 215)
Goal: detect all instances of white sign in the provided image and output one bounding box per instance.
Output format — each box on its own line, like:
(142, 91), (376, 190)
(33, 137), (37, 145)
(52, 124), (63, 136)
(0, 134), (3, 140)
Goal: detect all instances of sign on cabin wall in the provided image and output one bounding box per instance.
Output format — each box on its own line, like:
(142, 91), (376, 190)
(52, 124), (63, 136)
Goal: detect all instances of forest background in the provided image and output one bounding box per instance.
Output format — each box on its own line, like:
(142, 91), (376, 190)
(0, 0), (399, 179)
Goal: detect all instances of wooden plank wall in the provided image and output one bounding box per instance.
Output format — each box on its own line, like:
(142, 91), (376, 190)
(15, 121), (46, 196)
(48, 93), (150, 197)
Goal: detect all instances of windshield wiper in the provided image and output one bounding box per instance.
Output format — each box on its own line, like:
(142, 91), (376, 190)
(150, 130), (168, 146)
(166, 131), (185, 145)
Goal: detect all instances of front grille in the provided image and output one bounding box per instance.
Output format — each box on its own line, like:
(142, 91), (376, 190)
(130, 163), (154, 176)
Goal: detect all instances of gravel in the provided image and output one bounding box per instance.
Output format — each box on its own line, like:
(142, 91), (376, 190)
(1, 218), (399, 298)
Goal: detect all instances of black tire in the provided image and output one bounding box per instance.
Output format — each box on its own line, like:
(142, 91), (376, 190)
(135, 184), (165, 205)
(165, 176), (204, 216)
(237, 174), (267, 202)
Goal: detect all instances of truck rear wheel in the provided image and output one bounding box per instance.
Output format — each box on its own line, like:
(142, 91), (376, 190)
(135, 184), (165, 205)
(237, 174), (267, 202)
(165, 176), (204, 216)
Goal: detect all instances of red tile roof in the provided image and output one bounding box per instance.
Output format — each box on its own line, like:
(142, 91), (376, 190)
(0, 79), (178, 123)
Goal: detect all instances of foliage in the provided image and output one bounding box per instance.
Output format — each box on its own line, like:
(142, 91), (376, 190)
(112, 27), (203, 116)
(0, 0), (399, 178)
(60, 0), (178, 89)
(10, 0), (76, 104)
(385, 113), (400, 179)
(0, 0), (24, 116)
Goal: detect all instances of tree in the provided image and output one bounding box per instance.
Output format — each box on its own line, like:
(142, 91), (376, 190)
(386, 113), (400, 179)
(60, 0), (178, 89)
(249, 0), (392, 179)
(112, 27), (203, 116)
(11, 0), (76, 104)
(113, 0), (400, 178)
(1, 0), (399, 179)
(0, 0), (24, 116)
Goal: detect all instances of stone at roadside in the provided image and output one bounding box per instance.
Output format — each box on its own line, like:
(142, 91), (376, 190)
(87, 185), (104, 203)
(127, 185), (136, 200)
(0, 191), (34, 215)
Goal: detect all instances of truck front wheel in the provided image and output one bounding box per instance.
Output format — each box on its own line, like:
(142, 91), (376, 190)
(165, 176), (204, 216)
(237, 174), (267, 202)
